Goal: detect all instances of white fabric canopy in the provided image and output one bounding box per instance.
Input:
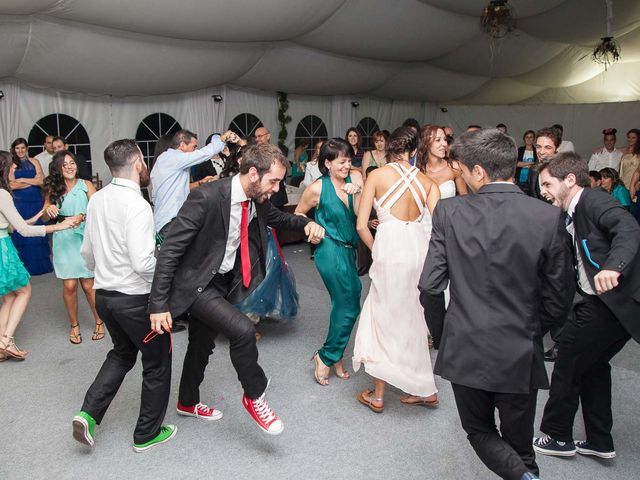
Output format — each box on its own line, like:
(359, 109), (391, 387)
(2, 0), (640, 103)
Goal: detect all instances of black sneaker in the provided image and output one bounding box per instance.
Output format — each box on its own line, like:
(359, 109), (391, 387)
(533, 435), (576, 456)
(575, 440), (616, 459)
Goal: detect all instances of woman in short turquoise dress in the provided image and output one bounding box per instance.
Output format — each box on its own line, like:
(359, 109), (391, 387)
(8, 138), (52, 275)
(42, 151), (103, 344)
(295, 138), (363, 385)
(0, 151), (76, 361)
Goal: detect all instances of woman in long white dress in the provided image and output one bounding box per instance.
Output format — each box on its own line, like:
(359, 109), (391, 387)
(417, 125), (468, 348)
(352, 126), (440, 412)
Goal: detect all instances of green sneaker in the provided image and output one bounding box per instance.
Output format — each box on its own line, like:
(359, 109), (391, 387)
(72, 411), (96, 447)
(132, 425), (177, 453)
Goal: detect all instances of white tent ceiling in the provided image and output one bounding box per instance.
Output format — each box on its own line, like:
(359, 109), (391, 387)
(2, 0), (640, 104)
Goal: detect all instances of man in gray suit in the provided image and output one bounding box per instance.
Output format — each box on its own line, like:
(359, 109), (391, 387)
(419, 129), (574, 480)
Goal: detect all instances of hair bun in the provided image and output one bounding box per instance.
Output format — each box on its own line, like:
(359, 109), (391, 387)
(602, 128), (617, 135)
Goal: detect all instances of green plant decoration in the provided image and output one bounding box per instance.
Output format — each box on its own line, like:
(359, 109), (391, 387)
(277, 91), (292, 154)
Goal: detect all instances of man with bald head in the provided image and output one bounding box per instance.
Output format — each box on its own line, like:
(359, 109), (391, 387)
(254, 127), (271, 145)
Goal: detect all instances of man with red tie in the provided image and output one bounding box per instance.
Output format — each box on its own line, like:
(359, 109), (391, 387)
(148, 143), (324, 435)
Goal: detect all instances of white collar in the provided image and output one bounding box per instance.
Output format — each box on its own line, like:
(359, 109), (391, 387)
(111, 177), (142, 194)
(567, 187), (584, 217)
(231, 174), (249, 205)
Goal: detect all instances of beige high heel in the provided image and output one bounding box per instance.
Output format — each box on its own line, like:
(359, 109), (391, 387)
(311, 351), (329, 386)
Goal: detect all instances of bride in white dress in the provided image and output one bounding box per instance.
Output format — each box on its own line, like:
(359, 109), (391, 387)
(417, 125), (468, 348)
(352, 126), (440, 413)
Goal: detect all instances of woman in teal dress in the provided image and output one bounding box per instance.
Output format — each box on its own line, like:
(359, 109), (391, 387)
(43, 151), (103, 344)
(290, 139), (309, 187)
(0, 151), (76, 361)
(295, 138), (364, 385)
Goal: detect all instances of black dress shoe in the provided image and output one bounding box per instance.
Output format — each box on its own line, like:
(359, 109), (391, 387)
(544, 343), (558, 362)
(171, 322), (187, 333)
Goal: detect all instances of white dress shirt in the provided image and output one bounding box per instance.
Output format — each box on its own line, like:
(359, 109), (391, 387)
(151, 137), (225, 232)
(557, 140), (575, 153)
(219, 174), (255, 274)
(588, 148), (623, 172)
(566, 188), (595, 295)
(81, 178), (156, 295)
(35, 150), (53, 177)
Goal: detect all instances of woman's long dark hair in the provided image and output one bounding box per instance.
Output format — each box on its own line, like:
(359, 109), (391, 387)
(44, 150), (78, 207)
(219, 145), (245, 179)
(0, 150), (13, 192)
(10, 137), (28, 168)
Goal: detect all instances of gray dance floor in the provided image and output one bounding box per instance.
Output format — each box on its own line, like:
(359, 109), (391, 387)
(2, 244), (639, 479)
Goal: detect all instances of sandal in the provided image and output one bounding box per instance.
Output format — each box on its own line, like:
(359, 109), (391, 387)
(69, 323), (82, 344)
(0, 334), (28, 361)
(311, 351), (329, 386)
(333, 359), (351, 380)
(400, 395), (439, 408)
(357, 390), (384, 413)
(92, 321), (105, 341)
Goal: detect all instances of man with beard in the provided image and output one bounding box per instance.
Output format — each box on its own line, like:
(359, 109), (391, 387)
(72, 139), (175, 452)
(534, 152), (640, 460)
(149, 143), (324, 435)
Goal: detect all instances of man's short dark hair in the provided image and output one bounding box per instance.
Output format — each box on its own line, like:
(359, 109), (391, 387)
(496, 123), (507, 129)
(588, 170), (602, 181)
(402, 118), (421, 131)
(536, 127), (560, 148)
(104, 139), (141, 175)
(239, 143), (286, 177)
(52, 135), (66, 145)
(449, 128), (517, 181)
(537, 152), (590, 188)
(171, 129), (197, 149)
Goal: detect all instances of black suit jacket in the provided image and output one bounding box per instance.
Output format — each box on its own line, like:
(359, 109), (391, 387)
(419, 183), (574, 394)
(573, 187), (640, 342)
(149, 176), (310, 317)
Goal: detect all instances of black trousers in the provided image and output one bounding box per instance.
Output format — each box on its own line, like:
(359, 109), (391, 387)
(81, 290), (171, 444)
(451, 383), (539, 480)
(178, 272), (267, 405)
(540, 295), (630, 451)
(421, 291), (445, 349)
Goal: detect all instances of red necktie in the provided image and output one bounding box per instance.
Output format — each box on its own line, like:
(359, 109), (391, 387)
(240, 200), (251, 288)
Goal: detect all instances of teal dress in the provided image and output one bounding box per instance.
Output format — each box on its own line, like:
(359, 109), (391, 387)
(314, 175), (362, 366)
(291, 151), (308, 178)
(52, 180), (93, 279)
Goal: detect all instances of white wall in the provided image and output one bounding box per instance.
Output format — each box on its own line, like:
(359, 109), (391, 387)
(2, 79), (639, 182)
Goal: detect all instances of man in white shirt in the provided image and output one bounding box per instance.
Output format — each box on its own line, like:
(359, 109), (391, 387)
(34, 135), (54, 177)
(552, 124), (575, 153)
(72, 139), (175, 453)
(589, 128), (623, 171)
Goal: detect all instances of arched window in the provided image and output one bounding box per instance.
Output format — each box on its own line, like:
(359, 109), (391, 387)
(228, 113), (263, 139)
(28, 113), (92, 173)
(356, 117), (380, 151)
(135, 113), (182, 169)
(295, 115), (328, 159)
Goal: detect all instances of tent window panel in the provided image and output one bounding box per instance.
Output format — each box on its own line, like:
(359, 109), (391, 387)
(229, 113), (263, 139)
(295, 115), (328, 159)
(27, 114), (92, 172)
(135, 113), (182, 169)
(357, 117), (380, 151)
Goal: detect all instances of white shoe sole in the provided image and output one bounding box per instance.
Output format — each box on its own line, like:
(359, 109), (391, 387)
(533, 445), (576, 457)
(576, 447), (616, 459)
(132, 425), (177, 452)
(255, 421), (284, 436)
(176, 408), (223, 421)
(72, 416), (94, 447)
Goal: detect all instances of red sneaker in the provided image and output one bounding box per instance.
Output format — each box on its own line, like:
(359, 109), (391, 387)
(176, 402), (223, 421)
(242, 393), (284, 435)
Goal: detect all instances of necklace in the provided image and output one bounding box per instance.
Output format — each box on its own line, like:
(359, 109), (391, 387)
(425, 160), (448, 174)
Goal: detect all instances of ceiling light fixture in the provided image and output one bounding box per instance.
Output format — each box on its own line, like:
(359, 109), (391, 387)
(480, 0), (516, 39)
(592, 0), (621, 70)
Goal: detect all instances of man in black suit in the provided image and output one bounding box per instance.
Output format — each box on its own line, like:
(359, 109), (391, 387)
(148, 143), (324, 435)
(419, 129), (574, 480)
(534, 152), (640, 459)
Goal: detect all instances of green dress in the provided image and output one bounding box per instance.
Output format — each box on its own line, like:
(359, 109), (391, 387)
(314, 175), (362, 366)
(52, 180), (93, 279)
